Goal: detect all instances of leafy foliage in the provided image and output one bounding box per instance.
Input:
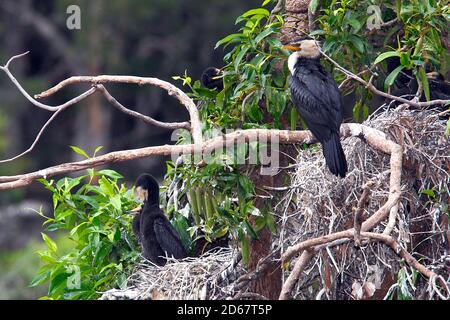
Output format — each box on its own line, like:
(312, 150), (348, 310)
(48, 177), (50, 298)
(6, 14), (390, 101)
(176, 2), (291, 130)
(32, 167), (139, 300)
(170, 1), (285, 264)
(312, 0), (449, 121)
(385, 266), (419, 300)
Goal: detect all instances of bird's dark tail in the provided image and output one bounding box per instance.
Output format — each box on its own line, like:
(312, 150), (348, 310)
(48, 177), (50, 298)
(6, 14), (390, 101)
(322, 132), (348, 178)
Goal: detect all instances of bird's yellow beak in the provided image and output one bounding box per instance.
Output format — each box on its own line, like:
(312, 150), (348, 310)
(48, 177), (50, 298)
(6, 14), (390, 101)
(282, 44), (301, 52)
(130, 205), (142, 215)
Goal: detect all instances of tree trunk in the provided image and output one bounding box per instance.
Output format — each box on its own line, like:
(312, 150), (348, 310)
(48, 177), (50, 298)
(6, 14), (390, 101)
(246, 0), (311, 300)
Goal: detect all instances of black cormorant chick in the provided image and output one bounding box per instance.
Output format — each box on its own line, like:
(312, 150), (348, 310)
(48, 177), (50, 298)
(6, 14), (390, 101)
(201, 67), (224, 91)
(133, 174), (187, 266)
(283, 39), (348, 177)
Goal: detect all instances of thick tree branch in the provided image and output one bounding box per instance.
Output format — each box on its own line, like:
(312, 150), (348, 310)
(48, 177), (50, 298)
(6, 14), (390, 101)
(0, 129), (315, 189)
(279, 249), (315, 300)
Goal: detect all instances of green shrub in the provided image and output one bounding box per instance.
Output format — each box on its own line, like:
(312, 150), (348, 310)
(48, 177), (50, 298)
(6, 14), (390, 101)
(31, 168), (139, 300)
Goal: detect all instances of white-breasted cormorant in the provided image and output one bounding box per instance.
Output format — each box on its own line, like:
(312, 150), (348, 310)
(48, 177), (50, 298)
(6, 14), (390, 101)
(283, 38), (348, 177)
(133, 174), (187, 266)
(201, 67), (224, 91)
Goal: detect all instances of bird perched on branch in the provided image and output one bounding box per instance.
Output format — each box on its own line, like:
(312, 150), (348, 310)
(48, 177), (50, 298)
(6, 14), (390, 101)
(201, 67), (224, 91)
(131, 174), (187, 266)
(282, 38), (348, 177)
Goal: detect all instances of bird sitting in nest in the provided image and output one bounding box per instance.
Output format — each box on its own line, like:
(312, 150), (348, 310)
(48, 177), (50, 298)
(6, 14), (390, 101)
(131, 174), (187, 266)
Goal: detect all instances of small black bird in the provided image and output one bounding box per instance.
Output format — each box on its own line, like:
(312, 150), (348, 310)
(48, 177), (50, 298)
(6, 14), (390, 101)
(132, 174), (187, 266)
(283, 39), (348, 177)
(201, 67), (224, 91)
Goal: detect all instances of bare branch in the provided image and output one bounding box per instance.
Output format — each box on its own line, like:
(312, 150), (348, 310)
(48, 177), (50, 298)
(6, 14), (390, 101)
(353, 181), (375, 245)
(279, 249), (315, 300)
(96, 85), (190, 130)
(0, 53), (199, 163)
(0, 54), (97, 112)
(2, 51), (30, 69)
(0, 129), (316, 190)
(318, 48), (450, 108)
(364, 232), (450, 298)
(34, 75), (203, 144)
(0, 107), (67, 164)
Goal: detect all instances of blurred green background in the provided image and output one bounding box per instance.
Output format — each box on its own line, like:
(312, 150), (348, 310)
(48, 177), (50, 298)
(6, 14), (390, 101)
(0, 0), (259, 299)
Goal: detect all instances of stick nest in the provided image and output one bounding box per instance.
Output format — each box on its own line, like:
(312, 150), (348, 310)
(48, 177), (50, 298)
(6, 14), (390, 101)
(277, 107), (449, 299)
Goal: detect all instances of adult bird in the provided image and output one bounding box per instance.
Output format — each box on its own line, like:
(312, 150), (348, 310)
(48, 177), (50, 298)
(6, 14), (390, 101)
(201, 67), (224, 91)
(282, 38), (348, 177)
(132, 174), (187, 266)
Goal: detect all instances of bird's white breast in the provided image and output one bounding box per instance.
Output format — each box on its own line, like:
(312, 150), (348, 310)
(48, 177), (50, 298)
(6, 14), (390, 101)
(287, 52), (300, 75)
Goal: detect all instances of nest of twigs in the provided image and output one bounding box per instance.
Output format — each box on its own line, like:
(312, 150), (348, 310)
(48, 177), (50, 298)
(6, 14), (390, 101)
(277, 107), (449, 300)
(101, 108), (449, 300)
(100, 248), (244, 300)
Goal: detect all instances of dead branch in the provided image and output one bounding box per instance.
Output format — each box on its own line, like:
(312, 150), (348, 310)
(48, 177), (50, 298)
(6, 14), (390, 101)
(353, 181), (375, 245)
(318, 48), (450, 108)
(34, 75), (203, 144)
(0, 53), (199, 163)
(0, 129), (315, 190)
(279, 249), (315, 300)
(364, 232), (450, 298)
(95, 85), (190, 130)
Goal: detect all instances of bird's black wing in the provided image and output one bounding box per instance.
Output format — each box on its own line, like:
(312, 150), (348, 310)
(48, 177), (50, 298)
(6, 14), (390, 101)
(153, 215), (187, 259)
(132, 213), (141, 243)
(290, 63), (343, 141)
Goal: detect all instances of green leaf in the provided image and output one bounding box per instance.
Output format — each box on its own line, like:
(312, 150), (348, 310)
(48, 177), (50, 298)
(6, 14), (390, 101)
(244, 220), (258, 239)
(241, 8), (270, 18)
(350, 36), (364, 53)
(93, 146), (104, 157)
(362, 103), (369, 121)
(309, 0), (319, 13)
(384, 65), (405, 91)
(98, 169), (123, 180)
(69, 146), (89, 159)
(215, 33), (244, 49)
(400, 52), (410, 67)
(41, 233), (57, 253)
(417, 67), (430, 102)
(48, 272), (69, 296)
(348, 19), (362, 32)
(374, 51), (401, 65)
(99, 177), (115, 196)
(30, 270), (51, 287)
(420, 189), (435, 198)
(239, 229), (250, 267)
(110, 194), (122, 212)
(234, 45), (250, 72)
(254, 28), (275, 44)
(445, 118), (450, 138)
(396, 0), (402, 19)
(262, 0), (272, 6)
(265, 210), (277, 235)
(94, 241), (112, 265)
(353, 100), (362, 122)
